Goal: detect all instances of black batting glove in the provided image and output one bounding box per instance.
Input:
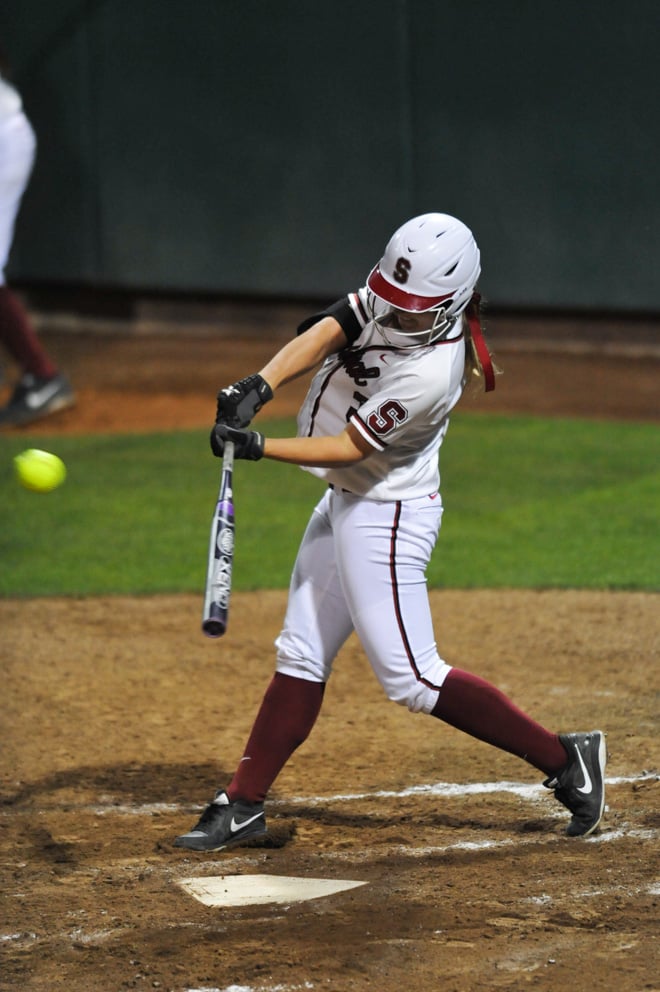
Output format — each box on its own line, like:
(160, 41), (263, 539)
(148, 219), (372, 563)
(210, 423), (265, 461)
(216, 373), (273, 428)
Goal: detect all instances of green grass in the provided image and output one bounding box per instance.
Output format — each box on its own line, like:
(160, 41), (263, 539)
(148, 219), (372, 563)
(433, 416), (659, 588)
(1, 414), (658, 597)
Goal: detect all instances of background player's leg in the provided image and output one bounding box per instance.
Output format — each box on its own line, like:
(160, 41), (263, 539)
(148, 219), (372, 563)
(0, 116), (54, 378)
(0, 286), (57, 378)
(0, 113), (73, 424)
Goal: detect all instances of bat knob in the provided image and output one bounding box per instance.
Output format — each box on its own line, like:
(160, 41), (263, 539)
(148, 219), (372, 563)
(202, 618), (227, 638)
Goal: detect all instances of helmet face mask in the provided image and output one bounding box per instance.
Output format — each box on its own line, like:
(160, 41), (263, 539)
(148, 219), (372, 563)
(366, 291), (458, 348)
(366, 212), (481, 348)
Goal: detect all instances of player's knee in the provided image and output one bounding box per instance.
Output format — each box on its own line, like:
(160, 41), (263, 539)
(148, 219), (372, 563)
(383, 662), (452, 714)
(275, 640), (330, 683)
(386, 681), (437, 714)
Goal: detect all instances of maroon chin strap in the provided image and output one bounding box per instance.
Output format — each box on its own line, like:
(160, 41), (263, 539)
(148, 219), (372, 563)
(466, 292), (495, 392)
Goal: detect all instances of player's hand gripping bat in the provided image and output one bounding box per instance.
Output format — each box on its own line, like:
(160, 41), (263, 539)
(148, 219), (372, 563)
(202, 440), (235, 637)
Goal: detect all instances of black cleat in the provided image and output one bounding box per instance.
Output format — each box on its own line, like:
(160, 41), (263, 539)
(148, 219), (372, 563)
(174, 790), (266, 852)
(544, 731), (607, 837)
(0, 372), (75, 427)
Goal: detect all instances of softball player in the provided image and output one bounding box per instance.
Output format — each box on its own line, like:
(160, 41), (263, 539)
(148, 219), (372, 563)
(175, 213), (606, 852)
(0, 63), (74, 427)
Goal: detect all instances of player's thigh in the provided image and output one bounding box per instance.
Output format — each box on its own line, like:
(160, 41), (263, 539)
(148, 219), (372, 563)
(276, 490), (354, 682)
(333, 493), (449, 712)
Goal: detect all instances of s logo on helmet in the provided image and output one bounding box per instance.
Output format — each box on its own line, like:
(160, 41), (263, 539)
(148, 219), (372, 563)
(393, 257), (411, 284)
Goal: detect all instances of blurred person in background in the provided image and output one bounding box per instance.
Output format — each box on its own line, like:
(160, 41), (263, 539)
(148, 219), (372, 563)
(0, 48), (74, 427)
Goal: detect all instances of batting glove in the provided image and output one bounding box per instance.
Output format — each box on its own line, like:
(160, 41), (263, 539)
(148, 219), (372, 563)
(210, 423), (265, 461)
(216, 373), (273, 428)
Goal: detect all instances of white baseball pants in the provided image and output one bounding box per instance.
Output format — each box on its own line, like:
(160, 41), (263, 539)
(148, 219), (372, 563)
(276, 486), (452, 713)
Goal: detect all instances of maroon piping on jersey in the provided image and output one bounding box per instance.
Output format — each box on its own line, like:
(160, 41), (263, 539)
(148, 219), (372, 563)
(388, 502), (444, 692)
(305, 364), (341, 436)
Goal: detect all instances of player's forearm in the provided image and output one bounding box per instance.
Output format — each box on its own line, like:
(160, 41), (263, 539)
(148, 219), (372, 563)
(263, 432), (369, 468)
(259, 317), (346, 390)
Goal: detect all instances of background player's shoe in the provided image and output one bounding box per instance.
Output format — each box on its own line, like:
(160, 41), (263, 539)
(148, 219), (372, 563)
(544, 730), (606, 836)
(0, 372), (75, 427)
(174, 790), (266, 851)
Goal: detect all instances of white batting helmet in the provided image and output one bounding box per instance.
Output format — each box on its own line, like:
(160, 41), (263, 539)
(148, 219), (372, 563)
(366, 212), (481, 345)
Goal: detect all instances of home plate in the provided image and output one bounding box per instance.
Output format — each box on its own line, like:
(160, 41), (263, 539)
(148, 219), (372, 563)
(178, 874), (367, 907)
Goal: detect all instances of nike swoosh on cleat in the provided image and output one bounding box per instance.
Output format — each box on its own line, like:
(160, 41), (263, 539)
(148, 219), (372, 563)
(25, 381), (65, 409)
(230, 811), (264, 834)
(576, 747), (593, 795)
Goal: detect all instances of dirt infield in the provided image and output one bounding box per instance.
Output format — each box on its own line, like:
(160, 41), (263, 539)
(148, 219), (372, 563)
(2, 302), (660, 433)
(1, 306), (659, 991)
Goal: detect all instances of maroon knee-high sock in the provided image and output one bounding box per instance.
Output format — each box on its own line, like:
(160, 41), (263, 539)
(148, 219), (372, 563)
(0, 286), (57, 379)
(431, 668), (567, 776)
(227, 672), (325, 803)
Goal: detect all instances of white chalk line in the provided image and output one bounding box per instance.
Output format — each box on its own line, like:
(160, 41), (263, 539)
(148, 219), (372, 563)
(319, 826), (659, 861)
(2, 771), (655, 818)
(185, 984), (314, 992)
(284, 771), (658, 806)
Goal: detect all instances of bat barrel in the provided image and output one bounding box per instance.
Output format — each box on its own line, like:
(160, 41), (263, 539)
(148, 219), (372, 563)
(201, 440), (235, 638)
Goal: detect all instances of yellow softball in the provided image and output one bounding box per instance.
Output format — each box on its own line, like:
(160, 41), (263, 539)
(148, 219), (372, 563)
(14, 448), (67, 493)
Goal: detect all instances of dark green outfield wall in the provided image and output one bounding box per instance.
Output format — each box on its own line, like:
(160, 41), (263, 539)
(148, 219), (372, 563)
(3, 1), (658, 310)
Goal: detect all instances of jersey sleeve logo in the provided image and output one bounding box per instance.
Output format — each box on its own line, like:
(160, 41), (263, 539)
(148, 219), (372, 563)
(366, 399), (409, 437)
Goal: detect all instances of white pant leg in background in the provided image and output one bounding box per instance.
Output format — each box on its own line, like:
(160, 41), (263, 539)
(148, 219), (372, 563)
(0, 112), (36, 283)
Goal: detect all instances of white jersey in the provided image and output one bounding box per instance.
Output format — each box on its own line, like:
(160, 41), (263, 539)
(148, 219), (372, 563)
(296, 287), (466, 501)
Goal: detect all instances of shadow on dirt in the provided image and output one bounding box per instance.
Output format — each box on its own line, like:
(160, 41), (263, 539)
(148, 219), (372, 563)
(0, 761), (230, 807)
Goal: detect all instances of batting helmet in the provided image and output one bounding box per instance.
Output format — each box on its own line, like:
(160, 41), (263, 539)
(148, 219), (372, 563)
(366, 212), (481, 345)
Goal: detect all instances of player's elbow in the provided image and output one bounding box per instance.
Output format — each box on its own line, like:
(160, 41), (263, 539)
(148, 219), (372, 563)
(340, 424), (374, 465)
